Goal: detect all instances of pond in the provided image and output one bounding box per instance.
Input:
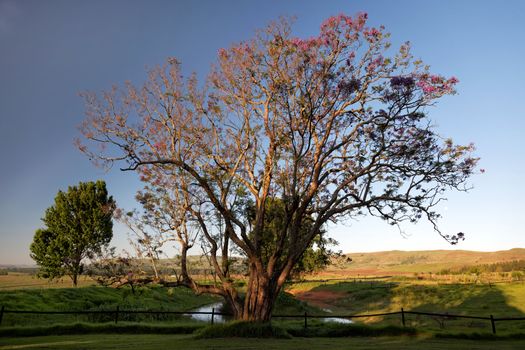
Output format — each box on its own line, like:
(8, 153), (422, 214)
(189, 303), (352, 324)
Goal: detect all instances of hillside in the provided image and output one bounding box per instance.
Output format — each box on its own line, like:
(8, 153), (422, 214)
(329, 248), (525, 275)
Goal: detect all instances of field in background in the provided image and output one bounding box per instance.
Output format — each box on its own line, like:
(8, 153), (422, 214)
(0, 273), (95, 290)
(4, 249), (524, 288)
(323, 248), (525, 276)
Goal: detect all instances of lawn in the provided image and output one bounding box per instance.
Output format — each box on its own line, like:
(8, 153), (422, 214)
(1, 334), (525, 350)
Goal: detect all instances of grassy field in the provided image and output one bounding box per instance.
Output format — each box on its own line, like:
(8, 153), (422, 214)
(288, 279), (525, 334)
(2, 249), (525, 342)
(0, 273), (95, 290)
(0, 284), (221, 327)
(1, 334), (525, 350)
(324, 248), (525, 276)
(0, 281), (318, 327)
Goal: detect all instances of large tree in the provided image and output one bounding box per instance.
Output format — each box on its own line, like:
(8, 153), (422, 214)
(79, 13), (477, 320)
(30, 180), (115, 286)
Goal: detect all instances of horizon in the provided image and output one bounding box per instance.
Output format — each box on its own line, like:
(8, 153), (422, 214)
(1, 0), (524, 265)
(2, 247), (525, 267)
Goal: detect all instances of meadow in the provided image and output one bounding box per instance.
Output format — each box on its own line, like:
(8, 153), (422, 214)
(1, 250), (525, 348)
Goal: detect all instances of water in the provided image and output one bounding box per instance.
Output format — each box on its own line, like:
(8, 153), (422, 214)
(321, 308), (353, 324)
(189, 303), (352, 324)
(189, 302), (227, 323)
(321, 316), (353, 324)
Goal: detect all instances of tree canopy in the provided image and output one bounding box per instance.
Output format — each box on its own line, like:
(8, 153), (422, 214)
(30, 180), (115, 286)
(247, 198), (337, 277)
(79, 13), (477, 320)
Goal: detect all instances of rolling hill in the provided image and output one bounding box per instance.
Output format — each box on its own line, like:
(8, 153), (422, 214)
(329, 248), (525, 275)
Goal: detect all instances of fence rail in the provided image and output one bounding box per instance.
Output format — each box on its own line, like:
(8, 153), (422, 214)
(0, 305), (523, 334)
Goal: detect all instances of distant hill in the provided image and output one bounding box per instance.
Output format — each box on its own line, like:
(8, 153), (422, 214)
(4, 249), (524, 277)
(331, 248), (525, 274)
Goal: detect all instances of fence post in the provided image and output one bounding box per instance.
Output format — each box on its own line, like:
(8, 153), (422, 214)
(490, 315), (496, 334)
(115, 306), (119, 324)
(304, 311), (308, 329)
(401, 308), (406, 327)
(0, 305), (4, 326)
(211, 308), (215, 325)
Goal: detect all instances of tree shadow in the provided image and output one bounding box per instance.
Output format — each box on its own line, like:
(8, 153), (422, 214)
(295, 280), (525, 333)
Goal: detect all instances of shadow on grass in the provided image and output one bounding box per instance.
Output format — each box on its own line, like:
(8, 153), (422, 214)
(297, 280), (525, 334)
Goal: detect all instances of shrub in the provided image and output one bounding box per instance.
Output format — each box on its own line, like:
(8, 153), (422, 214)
(0, 322), (204, 337)
(195, 321), (291, 339)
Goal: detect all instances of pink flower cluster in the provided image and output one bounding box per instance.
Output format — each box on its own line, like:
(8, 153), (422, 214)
(416, 74), (459, 96)
(289, 36), (321, 51)
(363, 27), (382, 42)
(218, 48), (228, 58)
(319, 12), (369, 48)
(366, 55), (384, 73)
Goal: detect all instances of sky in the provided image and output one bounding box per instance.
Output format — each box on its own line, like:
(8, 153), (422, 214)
(1, 0), (524, 265)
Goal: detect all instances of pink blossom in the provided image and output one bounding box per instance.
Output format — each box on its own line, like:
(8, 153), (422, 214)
(218, 48), (228, 58)
(364, 27), (382, 42)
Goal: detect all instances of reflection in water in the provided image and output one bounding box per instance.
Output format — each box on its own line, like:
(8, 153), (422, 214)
(190, 303), (352, 324)
(322, 316), (353, 324)
(321, 308), (353, 324)
(189, 302), (227, 323)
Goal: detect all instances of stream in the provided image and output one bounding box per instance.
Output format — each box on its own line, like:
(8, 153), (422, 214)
(189, 303), (352, 324)
(321, 308), (353, 324)
(189, 302), (228, 323)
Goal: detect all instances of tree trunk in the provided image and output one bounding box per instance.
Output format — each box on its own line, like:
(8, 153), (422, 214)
(180, 245), (191, 283)
(240, 268), (280, 322)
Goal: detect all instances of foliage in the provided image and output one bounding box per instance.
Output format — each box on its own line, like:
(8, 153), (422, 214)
(247, 198), (338, 277)
(439, 260), (525, 275)
(79, 13), (477, 320)
(30, 181), (115, 286)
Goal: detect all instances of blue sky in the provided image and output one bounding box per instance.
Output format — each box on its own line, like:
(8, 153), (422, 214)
(1, 0), (524, 265)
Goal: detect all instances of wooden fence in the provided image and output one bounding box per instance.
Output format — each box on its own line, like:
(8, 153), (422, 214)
(1, 305), (524, 334)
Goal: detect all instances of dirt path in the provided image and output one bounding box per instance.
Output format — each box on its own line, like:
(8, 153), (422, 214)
(291, 289), (347, 309)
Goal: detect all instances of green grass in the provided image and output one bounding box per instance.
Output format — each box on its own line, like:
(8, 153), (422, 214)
(0, 322), (204, 337)
(2, 334), (525, 350)
(286, 322), (417, 337)
(0, 273), (95, 290)
(0, 285), (320, 328)
(0, 285), (220, 326)
(288, 279), (525, 334)
(2, 264), (525, 336)
(195, 321), (291, 339)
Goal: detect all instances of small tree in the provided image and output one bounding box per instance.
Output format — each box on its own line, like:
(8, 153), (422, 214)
(30, 180), (115, 286)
